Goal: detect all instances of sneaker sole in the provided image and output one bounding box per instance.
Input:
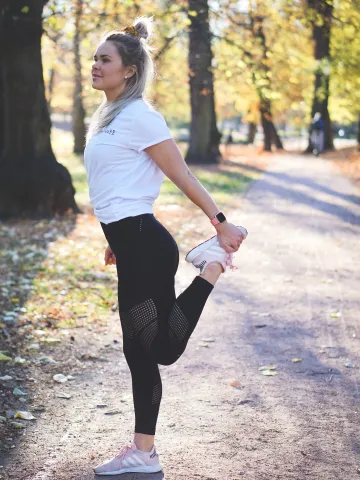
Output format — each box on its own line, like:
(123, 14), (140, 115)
(185, 226), (248, 264)
(94, 463), (163, 475)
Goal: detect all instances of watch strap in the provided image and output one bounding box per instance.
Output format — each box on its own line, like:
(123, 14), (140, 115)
(210, 211), (226, 226)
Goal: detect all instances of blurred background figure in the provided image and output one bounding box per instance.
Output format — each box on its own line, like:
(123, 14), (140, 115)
(310, 112), (325, 155)
(225, 130), (234, 157)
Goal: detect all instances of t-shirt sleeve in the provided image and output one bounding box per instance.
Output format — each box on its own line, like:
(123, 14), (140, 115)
(129, 109), (173, 153)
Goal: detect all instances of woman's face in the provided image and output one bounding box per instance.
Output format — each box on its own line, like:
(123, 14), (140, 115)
(91, 41), (134, 95)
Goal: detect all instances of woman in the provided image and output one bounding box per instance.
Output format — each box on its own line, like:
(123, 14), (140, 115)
(84, 16), (248, 476)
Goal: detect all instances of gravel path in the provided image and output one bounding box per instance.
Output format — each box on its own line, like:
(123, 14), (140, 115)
(2, 153), (360, 480)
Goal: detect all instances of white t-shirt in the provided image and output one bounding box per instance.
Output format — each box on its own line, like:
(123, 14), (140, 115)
(84, 98), (173, 224)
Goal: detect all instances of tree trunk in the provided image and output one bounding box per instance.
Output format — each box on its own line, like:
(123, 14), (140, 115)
(185, 0), (221, 164)
(251, 15), (283, 152)
(247, 122), (257, 144)
(72, 0), (86, 154)
(270, 121), (284, 149)
(259, 99), (284, 152)
(0, 1), (79, 219)
(47, 67), (55, 113)
(306, 0), (334, 152)
(260, 103), (273, 152)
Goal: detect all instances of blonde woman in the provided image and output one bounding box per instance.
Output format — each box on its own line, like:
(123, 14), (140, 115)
(84, 16), (248, 476)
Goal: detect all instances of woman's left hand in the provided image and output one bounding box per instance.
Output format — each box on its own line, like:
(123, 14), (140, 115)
(215, 222), (246, 253)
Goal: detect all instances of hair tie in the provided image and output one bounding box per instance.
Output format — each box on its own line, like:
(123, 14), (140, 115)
(123, 25), (141, 39)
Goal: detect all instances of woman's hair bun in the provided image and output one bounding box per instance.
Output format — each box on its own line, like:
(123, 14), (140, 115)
(133, 16), (154, 41)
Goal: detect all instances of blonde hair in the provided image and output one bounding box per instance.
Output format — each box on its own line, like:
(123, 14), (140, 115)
(86, 16), (155, 143)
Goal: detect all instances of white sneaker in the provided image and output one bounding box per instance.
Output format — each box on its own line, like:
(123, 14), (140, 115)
(185, 226), (248, 274)
(93, 440), (162, 475)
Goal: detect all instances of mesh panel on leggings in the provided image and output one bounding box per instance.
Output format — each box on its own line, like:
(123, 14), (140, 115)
(152, 382), (162, 404)
(119, 312), (134, 338)
(122, 299), (158, 336)
(139, 320), (159, 351)
(168, 302), (189, 342)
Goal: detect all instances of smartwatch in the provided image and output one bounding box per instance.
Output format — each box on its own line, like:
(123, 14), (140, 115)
(210, 211), (227, 226)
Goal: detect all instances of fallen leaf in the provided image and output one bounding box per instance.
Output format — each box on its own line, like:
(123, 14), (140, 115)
(198, 342), (210, 348)
(40, 338), (61, 344)
(14, 356), (28, 364)
(104, 408), (122, 415)
(33, 330), (47, 336)
(35, 355), (57, 364)
(0, 353), (12, 362)
(56, 392), (72, 399)
(9, 421), (26, 429)
(53, 374), (69, 383)
(291, 358), (302, 363)
(258, 364), (277, 371)
(261, 370), (278, 376)
(13, 387), (27, 396)
(230, 380), (242, 389)
(330, 312), (341, 318)
(14, 411), (36, 420)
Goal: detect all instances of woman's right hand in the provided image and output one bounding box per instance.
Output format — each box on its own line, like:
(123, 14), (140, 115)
(104, 245), (116, 266)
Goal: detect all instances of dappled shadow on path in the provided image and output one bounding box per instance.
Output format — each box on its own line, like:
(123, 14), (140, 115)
(212, 261), (360, 469)
(223, 155), (360, 210)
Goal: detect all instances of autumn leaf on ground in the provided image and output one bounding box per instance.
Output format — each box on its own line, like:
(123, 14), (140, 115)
(14, 411), (36, 420)
(56, 392), (72, 399)
(230, 380), (242, 389)
(291, 358), (302, 363)
(258, 364), (277, 371)
(0, 353), (12, 361)
(53, 374), (73, 383)
(261, 370), (278, 376)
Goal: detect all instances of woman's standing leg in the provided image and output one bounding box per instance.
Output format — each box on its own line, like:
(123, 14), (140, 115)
(122, 334), (162, 442)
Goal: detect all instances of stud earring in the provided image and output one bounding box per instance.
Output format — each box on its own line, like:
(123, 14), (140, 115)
(125, 76), (128, 79)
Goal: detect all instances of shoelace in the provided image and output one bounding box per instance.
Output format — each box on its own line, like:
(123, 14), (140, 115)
(225, 253), (238, 271)
(115, 442), (133, 459)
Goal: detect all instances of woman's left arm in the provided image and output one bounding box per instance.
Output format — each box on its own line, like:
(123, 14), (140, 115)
(145, 139), (245, 253)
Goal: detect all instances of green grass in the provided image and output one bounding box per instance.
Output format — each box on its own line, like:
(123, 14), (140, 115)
(160, 168), (252, 207)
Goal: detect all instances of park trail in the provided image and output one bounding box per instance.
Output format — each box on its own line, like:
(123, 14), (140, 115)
(2, 152), (360, 480)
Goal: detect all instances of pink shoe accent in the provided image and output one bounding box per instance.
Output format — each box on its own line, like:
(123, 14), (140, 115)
(224, 253), (238, 272)
(115, 442), (133, 459)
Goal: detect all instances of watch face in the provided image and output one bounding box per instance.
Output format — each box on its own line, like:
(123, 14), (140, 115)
(217, 212), (226, 223)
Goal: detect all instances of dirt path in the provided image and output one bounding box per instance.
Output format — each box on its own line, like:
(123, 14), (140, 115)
(2, 153), (360, 480)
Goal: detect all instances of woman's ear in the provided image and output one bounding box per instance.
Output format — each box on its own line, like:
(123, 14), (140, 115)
(126, 65), (137, 79)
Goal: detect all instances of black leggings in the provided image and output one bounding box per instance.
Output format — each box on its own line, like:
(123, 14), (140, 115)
(100, 214), (213, 435)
